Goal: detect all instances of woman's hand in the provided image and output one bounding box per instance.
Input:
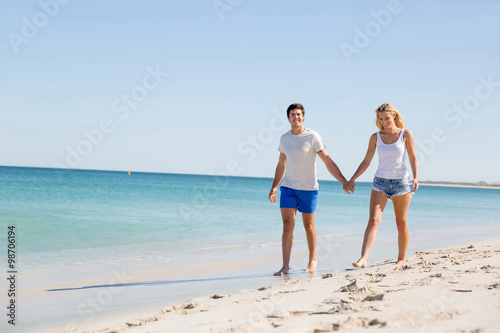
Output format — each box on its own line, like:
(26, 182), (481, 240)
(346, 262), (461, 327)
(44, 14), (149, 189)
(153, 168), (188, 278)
(411, 179), (419, 192)
(344, 179), (356, 194)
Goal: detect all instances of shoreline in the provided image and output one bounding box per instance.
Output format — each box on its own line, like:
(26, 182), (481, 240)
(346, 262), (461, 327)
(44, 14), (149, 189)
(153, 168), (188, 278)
(37, 237), (500, 333)
(17, 254), (282, 332)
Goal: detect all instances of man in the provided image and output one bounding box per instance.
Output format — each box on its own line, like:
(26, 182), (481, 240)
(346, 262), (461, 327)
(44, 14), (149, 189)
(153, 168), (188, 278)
(269, 103), (351, 276)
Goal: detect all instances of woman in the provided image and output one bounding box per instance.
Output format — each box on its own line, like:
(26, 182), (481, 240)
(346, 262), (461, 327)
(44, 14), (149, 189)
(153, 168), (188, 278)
(347, 103), (418, 268)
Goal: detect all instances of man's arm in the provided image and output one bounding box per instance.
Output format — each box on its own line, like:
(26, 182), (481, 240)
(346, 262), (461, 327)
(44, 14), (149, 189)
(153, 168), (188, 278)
(269, 153), (286, 202)
(317, 149), (348, 188)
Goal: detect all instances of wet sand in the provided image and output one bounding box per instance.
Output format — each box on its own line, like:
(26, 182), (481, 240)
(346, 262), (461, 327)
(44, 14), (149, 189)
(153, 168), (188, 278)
(40, 237), (500, 333)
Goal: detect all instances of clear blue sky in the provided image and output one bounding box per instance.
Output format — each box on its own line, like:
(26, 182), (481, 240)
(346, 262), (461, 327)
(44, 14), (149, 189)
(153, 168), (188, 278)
(1, 0), (499, 182)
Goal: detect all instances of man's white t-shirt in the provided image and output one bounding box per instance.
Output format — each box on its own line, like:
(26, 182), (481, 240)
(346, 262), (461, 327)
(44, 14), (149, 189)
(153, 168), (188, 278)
(278, 128), (326, 191)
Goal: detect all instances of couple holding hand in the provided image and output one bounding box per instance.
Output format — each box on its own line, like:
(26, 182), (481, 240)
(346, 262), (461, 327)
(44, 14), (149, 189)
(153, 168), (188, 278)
(269, 103), (418, 276)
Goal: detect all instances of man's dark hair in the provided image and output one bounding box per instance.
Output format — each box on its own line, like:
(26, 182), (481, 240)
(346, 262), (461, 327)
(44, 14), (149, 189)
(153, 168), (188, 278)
(286, 103), (305, 118)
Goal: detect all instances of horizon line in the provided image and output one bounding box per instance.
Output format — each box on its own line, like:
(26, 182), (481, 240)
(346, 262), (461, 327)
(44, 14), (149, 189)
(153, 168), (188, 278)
(0, 164), (499, 186)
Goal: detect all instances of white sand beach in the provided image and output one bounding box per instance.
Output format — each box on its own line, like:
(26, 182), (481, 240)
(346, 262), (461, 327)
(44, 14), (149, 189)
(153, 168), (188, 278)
(41, 237), (500, 333)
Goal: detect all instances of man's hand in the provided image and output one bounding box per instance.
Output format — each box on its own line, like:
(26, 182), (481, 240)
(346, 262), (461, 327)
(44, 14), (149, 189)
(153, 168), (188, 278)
(269, 188), (278, 202)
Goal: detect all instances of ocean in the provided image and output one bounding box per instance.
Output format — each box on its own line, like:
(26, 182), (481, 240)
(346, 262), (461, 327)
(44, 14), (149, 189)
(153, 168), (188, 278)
(1, 166), (499, 332)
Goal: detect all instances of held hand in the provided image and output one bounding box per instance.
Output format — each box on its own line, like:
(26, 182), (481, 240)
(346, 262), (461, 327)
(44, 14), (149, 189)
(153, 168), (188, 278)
(348, 180), (356, 193)
(411, 179), (419, 192)
(269, 188), (278, 202)
(343, 180), (355, 194)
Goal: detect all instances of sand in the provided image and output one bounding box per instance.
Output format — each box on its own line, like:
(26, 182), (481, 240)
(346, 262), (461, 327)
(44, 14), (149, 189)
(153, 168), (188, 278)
(41, 237), (500, 333)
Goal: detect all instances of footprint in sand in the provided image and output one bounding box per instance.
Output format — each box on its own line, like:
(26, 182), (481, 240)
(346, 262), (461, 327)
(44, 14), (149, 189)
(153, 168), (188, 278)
(339, 279), (359, 292)
(162, 303), (197, 313)
(279, 289), (306, 294)
(394, 265), (412, 271)
(363, 294), (384, 302)
(481, 264), (497, 270)
(267, 310), (292, 319)
(317, 316), (387, 331)
(317, 299), (355, 313)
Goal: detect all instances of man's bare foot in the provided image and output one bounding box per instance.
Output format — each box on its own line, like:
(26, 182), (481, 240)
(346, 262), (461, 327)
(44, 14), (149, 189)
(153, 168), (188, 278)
(305, 260), (317, 272)
(352, 259), (367, 268)
(273, 267), (289, 276)
(396, 259), (405, 265)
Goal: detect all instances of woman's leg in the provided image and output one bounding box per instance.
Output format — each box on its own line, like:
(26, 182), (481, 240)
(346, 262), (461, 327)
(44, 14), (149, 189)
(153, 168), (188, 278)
(392, 193), (412, 264)
(353, 190), (388, 268)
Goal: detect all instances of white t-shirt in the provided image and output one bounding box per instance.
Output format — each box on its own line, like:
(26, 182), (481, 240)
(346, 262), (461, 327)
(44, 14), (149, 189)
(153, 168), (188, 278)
(278, 128), (326, 191)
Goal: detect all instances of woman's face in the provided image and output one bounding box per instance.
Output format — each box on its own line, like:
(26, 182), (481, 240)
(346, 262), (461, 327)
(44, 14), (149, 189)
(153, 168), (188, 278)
(378, 111), (396, 129)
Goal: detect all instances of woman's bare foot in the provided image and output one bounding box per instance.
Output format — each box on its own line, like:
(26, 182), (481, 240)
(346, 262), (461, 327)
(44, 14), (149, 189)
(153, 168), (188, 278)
(396, 259), (405, 265)
(352, 259), (367, 268)
(305, 260), (317, 272)
(273, 267), (290, 276)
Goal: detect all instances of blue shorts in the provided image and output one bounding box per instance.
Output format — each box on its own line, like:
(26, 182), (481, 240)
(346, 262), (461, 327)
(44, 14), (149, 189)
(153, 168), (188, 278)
(371, 176), (411, 199)
(280, 186), (318, 213)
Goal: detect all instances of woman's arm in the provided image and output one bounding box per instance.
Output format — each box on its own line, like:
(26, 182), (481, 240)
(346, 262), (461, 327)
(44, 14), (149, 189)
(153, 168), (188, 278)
(346, 133), (378, 188)
(404, 130), (419, 192)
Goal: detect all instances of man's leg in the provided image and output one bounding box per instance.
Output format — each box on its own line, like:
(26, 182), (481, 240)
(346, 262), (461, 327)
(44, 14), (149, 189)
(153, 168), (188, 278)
(274, 208), (296, 276)
(302, 212), (317, 272)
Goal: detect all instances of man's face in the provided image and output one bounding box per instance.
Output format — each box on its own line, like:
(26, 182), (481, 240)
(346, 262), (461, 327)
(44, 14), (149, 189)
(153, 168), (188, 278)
(288, 109), (304, 127)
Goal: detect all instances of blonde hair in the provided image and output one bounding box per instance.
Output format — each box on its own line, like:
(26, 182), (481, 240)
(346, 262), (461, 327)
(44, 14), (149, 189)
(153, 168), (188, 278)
(374, 103), (406, 130)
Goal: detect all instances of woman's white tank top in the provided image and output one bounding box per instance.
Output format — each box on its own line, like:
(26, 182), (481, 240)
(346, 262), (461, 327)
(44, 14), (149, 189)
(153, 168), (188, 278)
(374, 129), (408, 179)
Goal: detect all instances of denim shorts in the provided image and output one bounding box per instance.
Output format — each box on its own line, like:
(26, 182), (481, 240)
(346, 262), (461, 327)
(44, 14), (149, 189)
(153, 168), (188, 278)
(371, 176), (411, 199)
(280, 186), (318, 213)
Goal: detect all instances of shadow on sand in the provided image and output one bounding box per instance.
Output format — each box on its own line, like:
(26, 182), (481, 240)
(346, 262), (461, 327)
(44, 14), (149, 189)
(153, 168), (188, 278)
(46, 272), (276, 292)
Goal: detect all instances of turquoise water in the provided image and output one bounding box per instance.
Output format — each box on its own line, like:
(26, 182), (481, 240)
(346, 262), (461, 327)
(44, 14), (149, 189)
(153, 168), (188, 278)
(2, 166), (499, 282)
(2, 166), (500, 268)
(1, 166), (500, 331)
